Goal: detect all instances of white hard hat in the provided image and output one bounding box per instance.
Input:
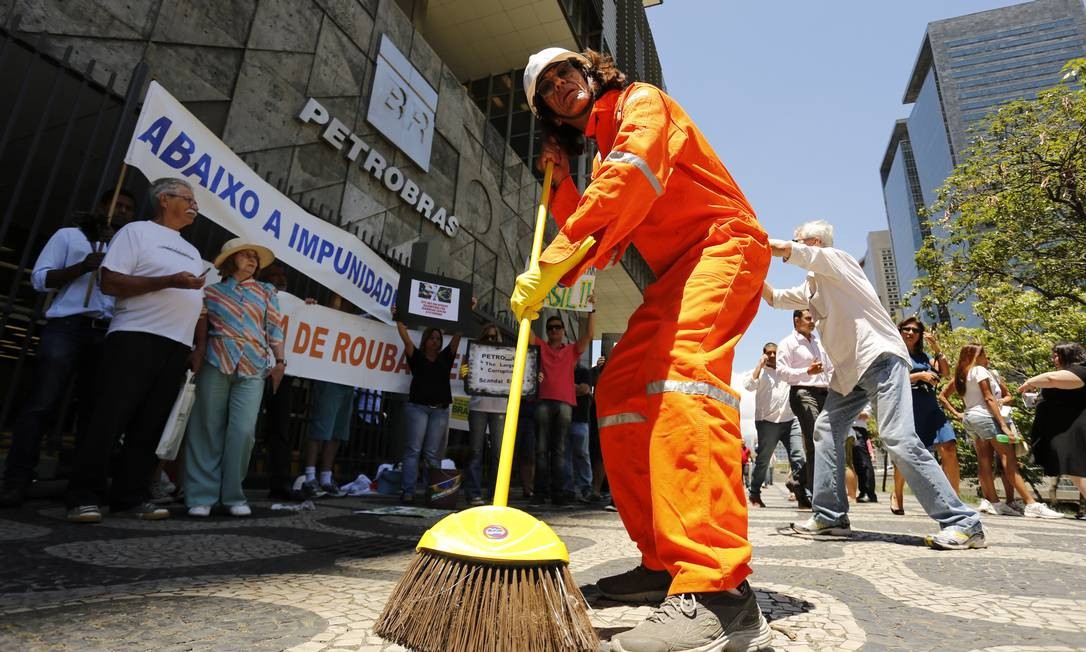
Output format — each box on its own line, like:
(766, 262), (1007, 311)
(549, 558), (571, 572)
(523, 47), (590, 116)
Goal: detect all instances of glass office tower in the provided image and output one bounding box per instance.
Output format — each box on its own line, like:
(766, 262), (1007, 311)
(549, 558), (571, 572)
(881, 0), (1086, 323)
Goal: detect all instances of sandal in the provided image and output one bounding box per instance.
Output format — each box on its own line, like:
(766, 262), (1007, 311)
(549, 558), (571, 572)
(890, 493), (905, 516)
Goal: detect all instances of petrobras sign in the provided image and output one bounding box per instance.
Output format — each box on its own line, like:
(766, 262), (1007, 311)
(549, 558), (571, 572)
(368, 34), (437, 172)
(125, 81), (399, 324)
(297, 97), (458, 238)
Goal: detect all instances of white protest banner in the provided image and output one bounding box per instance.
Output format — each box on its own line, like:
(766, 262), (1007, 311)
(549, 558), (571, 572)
(543, 269), (595, 312)
(277, 293), (469, 429)
(125, 81), (398, 324)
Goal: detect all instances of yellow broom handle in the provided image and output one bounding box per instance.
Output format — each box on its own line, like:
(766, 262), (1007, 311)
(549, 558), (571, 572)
(492, 161), (554, 507)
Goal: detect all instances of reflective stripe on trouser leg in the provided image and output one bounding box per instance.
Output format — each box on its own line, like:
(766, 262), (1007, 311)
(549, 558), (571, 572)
(596, 317), (663, 571)
(599, 224), (770, 592)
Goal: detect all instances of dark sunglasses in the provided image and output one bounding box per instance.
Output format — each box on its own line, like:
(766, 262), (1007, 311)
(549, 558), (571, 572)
(546, 323), (564, 331)
(899, 327), (920, 333)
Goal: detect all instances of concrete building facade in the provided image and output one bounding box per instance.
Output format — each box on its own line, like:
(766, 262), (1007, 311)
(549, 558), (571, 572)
(0, 0), (663, 479)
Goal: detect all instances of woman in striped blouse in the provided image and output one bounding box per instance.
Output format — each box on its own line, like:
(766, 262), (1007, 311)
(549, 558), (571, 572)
(184, 238), (284, 517)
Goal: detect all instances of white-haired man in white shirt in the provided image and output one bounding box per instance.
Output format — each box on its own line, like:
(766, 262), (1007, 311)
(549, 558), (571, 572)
(761, 219), (984, 550)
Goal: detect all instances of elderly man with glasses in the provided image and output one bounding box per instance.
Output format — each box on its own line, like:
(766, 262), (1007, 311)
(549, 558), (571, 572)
(65, 177), (206, 523)
(761, 219), (984, 551)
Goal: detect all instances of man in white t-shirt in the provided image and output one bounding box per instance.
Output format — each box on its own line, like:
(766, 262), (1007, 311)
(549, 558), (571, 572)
(742, 342), (804, 508)
(65, 178), (206, 523)
(761, 219), (983, 551)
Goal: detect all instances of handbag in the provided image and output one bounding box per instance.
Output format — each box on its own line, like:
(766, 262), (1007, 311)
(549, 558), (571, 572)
(156, 370), (197, 461)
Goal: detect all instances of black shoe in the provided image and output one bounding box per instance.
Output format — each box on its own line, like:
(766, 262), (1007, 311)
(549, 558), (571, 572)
(749, 495), (766, 508)
(796, 495), (812, 509)
(529, 493), (546, 505)
(0, 484), (26, 508)
(865, 494), (878, 503)
(856, 496), (869, 503)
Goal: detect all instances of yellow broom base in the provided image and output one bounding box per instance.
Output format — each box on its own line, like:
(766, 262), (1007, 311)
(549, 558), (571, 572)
(374, 550), (598, 652)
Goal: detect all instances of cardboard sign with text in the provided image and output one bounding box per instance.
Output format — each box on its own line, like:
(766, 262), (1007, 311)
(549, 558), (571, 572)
(463, 341), (540, 398)
(543, 269), (595, 312)
(395, 268), (474, 335)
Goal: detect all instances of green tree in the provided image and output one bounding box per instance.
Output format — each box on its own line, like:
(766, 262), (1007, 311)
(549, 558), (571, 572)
(914, 58), (1086, 382)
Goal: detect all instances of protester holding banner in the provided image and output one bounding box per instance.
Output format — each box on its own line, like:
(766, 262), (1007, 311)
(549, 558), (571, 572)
(0, 190), (136, 508)
(461, 324), (509, 506)
(530, 312), (594, 506)
(394, 307), (462, 504)
(65, 178), (206, 523)
(302, 294), (360, 499)
(182, 238), (283, 518)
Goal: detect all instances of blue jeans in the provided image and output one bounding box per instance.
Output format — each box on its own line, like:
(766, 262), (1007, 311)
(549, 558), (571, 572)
(534, 400), (571, 497)
(465, 410), (505, 499)
(812, 354), (981, 533)
(183, 364), (265, 507)
(401, 403), (449, 495)
(4, 317), (105, 488)
(749, 418), (804, 498)
(564, 421), (592, 493)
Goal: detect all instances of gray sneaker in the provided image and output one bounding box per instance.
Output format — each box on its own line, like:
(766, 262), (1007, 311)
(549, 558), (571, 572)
(926, 526), (987, 550)
(66, 505), (103, 524)
(788, 515), (852, 537)
(610, 583), (772, 652)
(597, 565), (672, 603)
(301, 479), (324, 498)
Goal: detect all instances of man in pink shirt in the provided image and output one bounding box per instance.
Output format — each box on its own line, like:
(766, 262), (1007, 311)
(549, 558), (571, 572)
(532, 313), (594, 506)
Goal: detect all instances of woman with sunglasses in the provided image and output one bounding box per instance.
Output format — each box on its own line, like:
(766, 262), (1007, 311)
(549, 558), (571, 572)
(889, 317), (958, 515)
(942, 344), (1063, 519)
(460, 324), (509, 506)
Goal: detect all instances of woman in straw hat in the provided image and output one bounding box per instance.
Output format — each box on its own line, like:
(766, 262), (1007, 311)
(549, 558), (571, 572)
(184, 238), (284, 517)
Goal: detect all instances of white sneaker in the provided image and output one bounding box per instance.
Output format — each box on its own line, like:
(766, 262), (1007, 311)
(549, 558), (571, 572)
(977, 499), (999, 515)
(1023, 502), (1064, 519)
(993, 501), (1023, 516)
(228, 504), (252, 517)
(188, 505), (211, 517)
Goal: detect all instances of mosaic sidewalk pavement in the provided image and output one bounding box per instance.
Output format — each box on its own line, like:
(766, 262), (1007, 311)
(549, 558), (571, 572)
(0, 483), (1083, 651)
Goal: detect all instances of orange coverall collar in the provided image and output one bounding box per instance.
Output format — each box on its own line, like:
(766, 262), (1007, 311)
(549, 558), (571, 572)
(584, 89), (621, 145)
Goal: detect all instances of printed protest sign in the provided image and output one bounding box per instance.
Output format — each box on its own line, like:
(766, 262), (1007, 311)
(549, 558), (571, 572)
(125, 81), (398, 323)
(463, 341), (539, 398)
(395, 267), (473, 334)
(543, 269), (595, 312)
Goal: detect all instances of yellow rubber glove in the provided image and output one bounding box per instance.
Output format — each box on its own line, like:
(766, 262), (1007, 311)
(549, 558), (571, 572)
(510, 237), (596, 321)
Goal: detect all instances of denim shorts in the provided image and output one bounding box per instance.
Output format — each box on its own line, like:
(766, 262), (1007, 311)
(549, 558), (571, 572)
(962, 412), (1000, 441)
(931, 421), (957, 445)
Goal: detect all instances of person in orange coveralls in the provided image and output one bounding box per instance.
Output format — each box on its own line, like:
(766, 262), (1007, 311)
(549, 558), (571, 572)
(510, 47), (772, 652)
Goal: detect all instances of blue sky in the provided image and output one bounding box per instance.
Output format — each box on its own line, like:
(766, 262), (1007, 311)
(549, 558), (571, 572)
(644, 0), (1025, 436)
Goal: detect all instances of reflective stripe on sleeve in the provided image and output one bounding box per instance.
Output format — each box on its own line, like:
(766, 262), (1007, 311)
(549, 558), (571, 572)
(598, 412), (648, 428)
(605, 150), (664, 196)
(645, 379), (740, 411)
